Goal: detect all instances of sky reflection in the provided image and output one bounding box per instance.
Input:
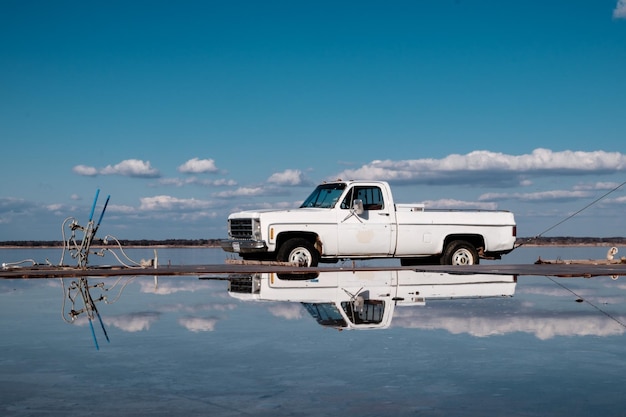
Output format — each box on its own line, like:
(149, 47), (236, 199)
(2, 247), (626, 416)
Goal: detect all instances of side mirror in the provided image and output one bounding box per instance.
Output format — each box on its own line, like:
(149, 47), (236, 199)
(352, 199), (364, 215)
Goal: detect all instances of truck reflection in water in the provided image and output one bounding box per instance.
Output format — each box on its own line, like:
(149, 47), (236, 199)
(226, 270), (517, 330)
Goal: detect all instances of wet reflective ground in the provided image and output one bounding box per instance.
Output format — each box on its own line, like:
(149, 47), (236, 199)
(2, 247), (626, 416)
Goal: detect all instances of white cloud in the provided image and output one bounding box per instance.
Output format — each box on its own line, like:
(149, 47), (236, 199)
(212, 186), (267, 198)
(422, 199), (498, 210)
(178, 158), (219, 174)
(157, 177), (237, 187)
(158, 178), (192, 187)
(72, 164), (98, 176)
(605, 195), (626, 204)
(479, 190), (593, 202)
(46, 203), (64, 211)
(100, 159), (160, 178)
(72, 159), (172, 178)
(73, 159), (160, 178)
(177, 211), (219, 222)
(139, 195), (214, 211)
(267, 169), (305, 186)
(478, 181), (626, 205)
(614, 0), (626, 18)
(240, 201), (301, 210)
(212, 178), (238, 186)
(573, 181), (622, 191)
(334, 149), (626, 187)
(106, 203), (136, 214)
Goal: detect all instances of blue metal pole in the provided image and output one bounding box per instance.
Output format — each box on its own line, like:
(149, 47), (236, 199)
(95, 308), (110, 343)
(89, 189), (100, 222)
(88, 318), (99, 350)
(96, 195), (110, 228)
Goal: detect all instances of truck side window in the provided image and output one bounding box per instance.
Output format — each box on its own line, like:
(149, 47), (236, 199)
(356, 186), (384, 210)
(341, 186), (384, 210)
(341, 300), (385, 324)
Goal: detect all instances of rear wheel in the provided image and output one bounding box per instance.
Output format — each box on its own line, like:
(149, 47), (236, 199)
(441, 240), (479, 265)
(277, 238), (319, 267)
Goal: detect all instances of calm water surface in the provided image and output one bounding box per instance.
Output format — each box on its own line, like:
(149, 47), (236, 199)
(1, 246), (626, 416)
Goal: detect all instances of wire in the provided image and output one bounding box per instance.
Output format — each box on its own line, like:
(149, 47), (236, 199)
(59, 217), (72, 265)
(103, 276), (138, 304)
(516, 180), (626, 248)
(546, 276), (626, 330)
(2, 259), (37, 268)
(97, 235), (144, 268)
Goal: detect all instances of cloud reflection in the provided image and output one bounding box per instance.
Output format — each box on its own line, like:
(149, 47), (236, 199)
(178, 316), (219, 332)
(105, 312), (161, 332)
(138, 279), (211, 295)
(267, 303), (305, 320)
(393, 307), (626, 339)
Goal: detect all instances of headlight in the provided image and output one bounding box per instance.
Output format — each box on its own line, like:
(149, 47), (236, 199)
(252, 219), (262, 240)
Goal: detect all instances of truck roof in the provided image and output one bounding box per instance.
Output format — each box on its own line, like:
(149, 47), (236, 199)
(321, 179), (390, 186)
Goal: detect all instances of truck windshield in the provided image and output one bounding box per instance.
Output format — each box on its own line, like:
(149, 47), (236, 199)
(302, 302), (347, 328)
(300, 183), (346, 208)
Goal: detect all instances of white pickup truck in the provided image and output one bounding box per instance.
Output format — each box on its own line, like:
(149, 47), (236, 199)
(220, 180), (516, 266)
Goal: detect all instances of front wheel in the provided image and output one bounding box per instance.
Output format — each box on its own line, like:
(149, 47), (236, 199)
(440, 240), (479, 265)
(277, 238), (319, 267)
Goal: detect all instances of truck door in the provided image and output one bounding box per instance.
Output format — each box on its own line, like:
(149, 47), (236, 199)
(337, 185), (394, 255)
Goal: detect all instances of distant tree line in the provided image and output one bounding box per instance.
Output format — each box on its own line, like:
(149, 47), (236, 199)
(1, 237), (626, 248)
(516, 236), (626, 246)
(0, 239), (222, 247)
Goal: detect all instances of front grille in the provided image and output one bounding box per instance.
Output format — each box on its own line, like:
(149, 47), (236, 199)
(228, 274), (260, 294)
(229, 275), (253, 293)
(229, 218), (253, 238)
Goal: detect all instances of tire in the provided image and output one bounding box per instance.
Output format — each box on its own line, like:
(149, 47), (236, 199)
(440, 240), (479, 265)
(277, 238), (319, 267)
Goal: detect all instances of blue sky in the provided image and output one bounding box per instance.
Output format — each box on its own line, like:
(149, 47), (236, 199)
(1, 1), (626, 241)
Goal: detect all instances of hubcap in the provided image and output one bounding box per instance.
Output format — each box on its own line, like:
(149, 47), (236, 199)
(289, 247), (312, 266)
(452, 248), (474, 265)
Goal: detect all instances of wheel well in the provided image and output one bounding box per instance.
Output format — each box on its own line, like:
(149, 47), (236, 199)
(276, 232), (320, 253)
(443, 234), (484, 252)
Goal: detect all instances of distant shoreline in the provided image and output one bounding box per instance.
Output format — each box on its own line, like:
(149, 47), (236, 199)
(0, 239), (221, 249)
(518, 243), (624, 247)
(1, 237), (625, 249)
(0, 244), (221, 249)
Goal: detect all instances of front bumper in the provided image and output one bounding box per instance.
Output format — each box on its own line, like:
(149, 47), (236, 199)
(219, 239), (268, 254)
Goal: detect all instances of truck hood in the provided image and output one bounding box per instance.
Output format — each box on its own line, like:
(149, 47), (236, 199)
(227, 207), (328, 219)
